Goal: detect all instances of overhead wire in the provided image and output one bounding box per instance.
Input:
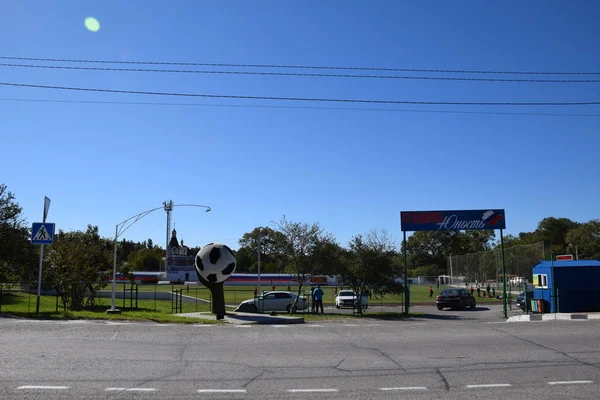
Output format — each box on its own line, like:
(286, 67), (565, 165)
(2, 97), (600, 117)
(1, 82), (599, 106)
(2, 55), (599, 75)
(2, 63), (600, 83)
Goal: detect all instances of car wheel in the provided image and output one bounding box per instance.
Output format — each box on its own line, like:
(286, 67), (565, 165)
(459, 301), (465, 310)
(336, 305), (340, 309)
(286, 304), (292, 313)
(470, 302), (476, 309)
(437, 305), (443, 310)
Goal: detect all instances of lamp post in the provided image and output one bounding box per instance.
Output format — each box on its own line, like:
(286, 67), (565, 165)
(257, 229), (265, 296)
(106, 203), (211, 314)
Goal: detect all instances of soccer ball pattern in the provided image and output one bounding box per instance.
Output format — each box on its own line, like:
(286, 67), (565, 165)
(194, 243), (237, 283)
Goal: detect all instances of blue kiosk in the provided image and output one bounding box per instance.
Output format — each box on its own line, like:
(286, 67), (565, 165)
(532, 260), (600, 313)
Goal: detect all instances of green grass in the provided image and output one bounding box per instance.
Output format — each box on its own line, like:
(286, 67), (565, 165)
(0, 291), (214, 323)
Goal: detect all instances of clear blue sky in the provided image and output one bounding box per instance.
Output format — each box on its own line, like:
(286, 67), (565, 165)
(1, 1), (599, 250)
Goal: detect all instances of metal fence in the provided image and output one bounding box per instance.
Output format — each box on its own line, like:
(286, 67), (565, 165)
(447, 242), (545, 285)
(1, 282), (406, 315)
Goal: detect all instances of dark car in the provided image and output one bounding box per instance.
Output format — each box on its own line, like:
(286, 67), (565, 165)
(516, 291), (526, 311)
(436, 288), (476, 310)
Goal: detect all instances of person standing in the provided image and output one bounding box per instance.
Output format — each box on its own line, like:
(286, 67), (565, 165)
(314, 285), (324, 313)
(486, 283), (491, 297)
(428, 286), (434, 298)
(476, 287), (481, 297)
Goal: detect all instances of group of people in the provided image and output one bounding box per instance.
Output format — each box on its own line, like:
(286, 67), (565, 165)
(469, 284), (495, 298)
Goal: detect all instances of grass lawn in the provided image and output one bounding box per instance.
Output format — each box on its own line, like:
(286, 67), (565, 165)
(0, 291), (213, 323)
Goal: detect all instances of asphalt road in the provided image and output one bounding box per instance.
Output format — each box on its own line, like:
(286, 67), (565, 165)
(1, 307), (599, 399)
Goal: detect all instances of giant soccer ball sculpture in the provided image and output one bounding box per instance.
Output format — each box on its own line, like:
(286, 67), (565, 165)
(194, 243), (236, 317)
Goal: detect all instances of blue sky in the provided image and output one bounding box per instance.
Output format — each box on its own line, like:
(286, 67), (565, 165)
(1, 1), (599, 250)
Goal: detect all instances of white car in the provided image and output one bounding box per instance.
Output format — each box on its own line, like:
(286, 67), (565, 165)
(335, 290), (368, 309)
(235, 291), (308, 313)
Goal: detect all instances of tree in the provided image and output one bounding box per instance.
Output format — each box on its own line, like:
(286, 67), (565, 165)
(0, 184), (37, 281)
(274, 216), (335, 313)
(45, 225), (112, 311)
(533, 217), (580, 255)
(127, 247), (164, 271)
(237, 226), (287, 273)
(566, 220), (600, 260)
(337, 231), (402, 314)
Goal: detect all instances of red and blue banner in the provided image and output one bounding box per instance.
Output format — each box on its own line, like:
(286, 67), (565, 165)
(401, 209), (505, 232)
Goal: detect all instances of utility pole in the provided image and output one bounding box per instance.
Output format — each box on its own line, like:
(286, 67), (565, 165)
(163, 200), (173, 274)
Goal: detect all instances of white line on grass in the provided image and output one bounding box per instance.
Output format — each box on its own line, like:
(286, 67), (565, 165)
(548, 381), (593, 385)
(287, 389), (339, 393)
(467, 384), (512, 388)
(17, 386), (70, 390)
(380, 386), (428, 391)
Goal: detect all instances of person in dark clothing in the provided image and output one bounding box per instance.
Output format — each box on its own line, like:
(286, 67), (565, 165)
(477, 287), (481, 297)
(428, 286), (434, 298)
(486, 284), (491, 297)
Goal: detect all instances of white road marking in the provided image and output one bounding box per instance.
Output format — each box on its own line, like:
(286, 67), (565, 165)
(198, 389), (247, 393)
(288, 389), (339, 393)
(548, 380), (593, 385)
(106, 387), (157, 392)
(235, 325), (252, 328)
(467, 384), (512, 388)
(110, 332), (118, 340)
(270, 325), (289, 328)
(18, 386), (70, 390)
(307, 324), (324, 327)
(380, 386), (428, 391)
(105, 388), (126, 391)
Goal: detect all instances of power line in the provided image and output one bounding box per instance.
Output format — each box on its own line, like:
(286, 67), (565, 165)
(2, 63), (600, 83)
(2, 81), (599, 106)
(3, 97), (600, 117)
(1, 55), (599, 76)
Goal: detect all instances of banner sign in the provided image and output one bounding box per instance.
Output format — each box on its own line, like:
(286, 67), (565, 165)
(401, 209), (506, 232)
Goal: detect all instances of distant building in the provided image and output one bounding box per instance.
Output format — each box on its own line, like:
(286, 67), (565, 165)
(165, 229), (197, 282)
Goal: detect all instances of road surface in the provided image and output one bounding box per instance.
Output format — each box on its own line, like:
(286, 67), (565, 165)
(1, 307), (598, 399)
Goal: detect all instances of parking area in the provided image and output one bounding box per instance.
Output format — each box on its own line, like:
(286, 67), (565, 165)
(311, 303), (526, 323)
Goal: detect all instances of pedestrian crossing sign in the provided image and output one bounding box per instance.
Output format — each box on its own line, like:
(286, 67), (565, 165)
(31, 222), (55, 244)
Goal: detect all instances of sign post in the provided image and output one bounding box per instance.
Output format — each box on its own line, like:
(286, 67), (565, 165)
(400, 209), (507, 318)
(33, 196), (54, 314)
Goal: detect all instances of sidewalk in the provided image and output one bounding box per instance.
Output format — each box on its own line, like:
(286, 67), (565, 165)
(176, 311), (305, 325)
(507, 313), (600, 322)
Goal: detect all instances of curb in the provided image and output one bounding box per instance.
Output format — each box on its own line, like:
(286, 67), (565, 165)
(506, 313), (600, 322)
(176, 311), (305, 325)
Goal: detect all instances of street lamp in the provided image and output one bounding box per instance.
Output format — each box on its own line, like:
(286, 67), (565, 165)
(106, 203), (211, 314)
(257, 229), (265, 296)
